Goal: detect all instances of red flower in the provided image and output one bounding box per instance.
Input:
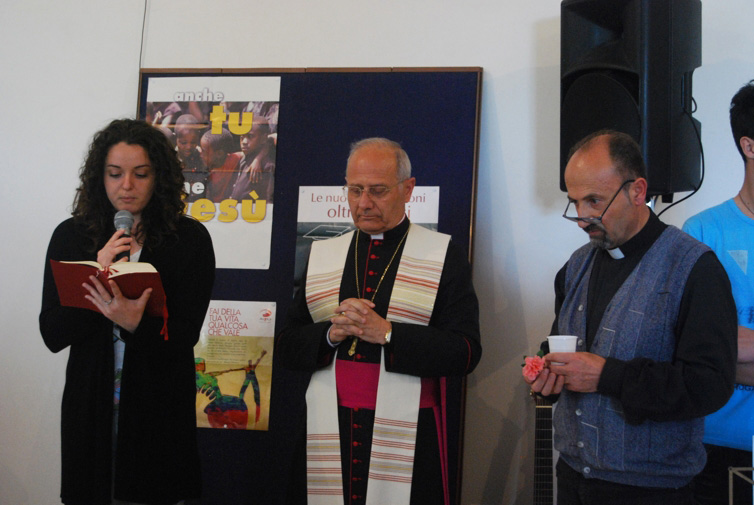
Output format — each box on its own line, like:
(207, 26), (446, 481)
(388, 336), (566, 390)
(522, 355), (546, 381)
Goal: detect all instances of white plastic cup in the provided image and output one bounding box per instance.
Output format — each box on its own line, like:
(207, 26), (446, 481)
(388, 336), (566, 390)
(547, 335), (578, 353)
(547, 335), (578, 364)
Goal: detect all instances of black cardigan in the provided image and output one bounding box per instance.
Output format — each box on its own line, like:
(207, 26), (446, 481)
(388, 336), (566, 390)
(40, 216), (215, 505)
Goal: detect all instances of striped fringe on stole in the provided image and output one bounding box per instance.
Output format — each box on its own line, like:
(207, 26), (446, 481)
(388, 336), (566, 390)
(306, 359), (343, 503)
(305, 233), (352, 503)
(305, 232), (354, 325)
(386, 254), (444, 325)
(366, 352), (420, 505)
(366, 225), (449, 505)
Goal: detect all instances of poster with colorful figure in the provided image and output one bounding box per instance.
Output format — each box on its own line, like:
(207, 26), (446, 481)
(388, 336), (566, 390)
(143, 75), (280, 269)
(194, 300), (275, 431)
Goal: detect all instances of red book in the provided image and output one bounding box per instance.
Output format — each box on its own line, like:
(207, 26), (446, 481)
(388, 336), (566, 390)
(49, 260), (166, 317)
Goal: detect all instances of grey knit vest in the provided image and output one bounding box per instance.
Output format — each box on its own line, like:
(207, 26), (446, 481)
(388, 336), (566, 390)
(555, 225), (709, 488)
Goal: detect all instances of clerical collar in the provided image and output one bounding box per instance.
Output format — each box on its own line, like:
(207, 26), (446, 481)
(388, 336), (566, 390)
(607, 247), (624, 259)
(602, 210), (666, 260)
(361, 215), (410, 242)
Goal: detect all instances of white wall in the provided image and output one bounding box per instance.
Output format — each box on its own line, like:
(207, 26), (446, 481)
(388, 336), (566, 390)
(1, 1), (752, 504)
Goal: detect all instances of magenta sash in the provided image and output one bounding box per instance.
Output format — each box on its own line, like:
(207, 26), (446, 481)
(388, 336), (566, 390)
(336, 360), (439, 409)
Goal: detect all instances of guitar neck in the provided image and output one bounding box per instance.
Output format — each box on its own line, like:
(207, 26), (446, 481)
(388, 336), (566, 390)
(533, 394), (553, 505)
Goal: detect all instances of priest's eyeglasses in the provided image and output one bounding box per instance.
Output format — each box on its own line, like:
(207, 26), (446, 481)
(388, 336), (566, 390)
(343, 181), (404, 200)
(562, 179), (635, 225)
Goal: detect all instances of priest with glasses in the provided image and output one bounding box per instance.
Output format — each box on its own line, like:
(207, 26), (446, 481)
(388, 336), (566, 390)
(525, 130), (737, 505)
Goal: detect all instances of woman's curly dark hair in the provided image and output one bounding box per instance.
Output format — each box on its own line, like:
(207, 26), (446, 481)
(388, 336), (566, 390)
(72, 118), (186, 252)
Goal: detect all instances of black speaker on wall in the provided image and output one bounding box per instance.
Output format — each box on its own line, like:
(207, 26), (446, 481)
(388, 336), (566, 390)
(560, 0), (702, 199)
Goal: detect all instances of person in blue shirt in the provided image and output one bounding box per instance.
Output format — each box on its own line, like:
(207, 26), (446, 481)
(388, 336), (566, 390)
(684, 79), (754, 505)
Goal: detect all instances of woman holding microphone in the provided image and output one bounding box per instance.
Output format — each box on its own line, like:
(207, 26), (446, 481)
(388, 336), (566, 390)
(40, 119), (215, 505)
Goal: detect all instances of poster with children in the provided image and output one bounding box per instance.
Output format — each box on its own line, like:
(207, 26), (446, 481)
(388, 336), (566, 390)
(143, 75), (280, 269)
(194, 300), (275, 431)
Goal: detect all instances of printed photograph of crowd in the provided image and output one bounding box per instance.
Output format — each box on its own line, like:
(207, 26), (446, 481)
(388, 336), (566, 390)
(145, 100), (278, 204)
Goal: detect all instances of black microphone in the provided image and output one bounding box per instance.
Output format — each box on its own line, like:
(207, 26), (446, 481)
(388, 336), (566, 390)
(113, 210), (134, 262)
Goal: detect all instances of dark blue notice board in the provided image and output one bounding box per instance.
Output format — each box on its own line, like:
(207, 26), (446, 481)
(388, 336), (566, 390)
(138, 68), (482, 505)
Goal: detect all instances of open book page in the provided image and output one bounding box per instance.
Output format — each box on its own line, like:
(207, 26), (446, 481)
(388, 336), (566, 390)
(50, 260), (165, 317)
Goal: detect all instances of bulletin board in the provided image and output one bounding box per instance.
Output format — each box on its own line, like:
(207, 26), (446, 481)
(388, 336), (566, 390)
(137, 67), (482, 505)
